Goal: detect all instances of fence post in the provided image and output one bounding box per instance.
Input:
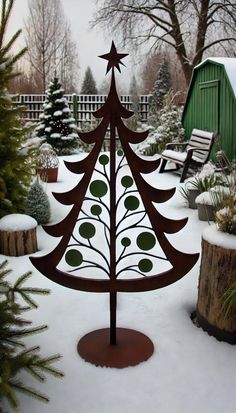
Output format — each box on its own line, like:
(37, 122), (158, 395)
(72, 93), (78, 124)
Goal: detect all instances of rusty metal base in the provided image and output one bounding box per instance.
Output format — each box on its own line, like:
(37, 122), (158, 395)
(77, 327), (154, 368)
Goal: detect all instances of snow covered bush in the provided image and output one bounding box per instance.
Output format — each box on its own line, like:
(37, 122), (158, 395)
(137, 90), (185, 156)
(25, 178), (50, 225)
(156, 89), (185, 152)
(35, 77), (79, 155)
(135, 123), (160, 156)
(36, 143), (59, 169)
(214, 174), (236, 235)
(206, 152), (236, 235)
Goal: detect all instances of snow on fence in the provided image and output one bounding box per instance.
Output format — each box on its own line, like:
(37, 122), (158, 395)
(13, 94), (150, 128)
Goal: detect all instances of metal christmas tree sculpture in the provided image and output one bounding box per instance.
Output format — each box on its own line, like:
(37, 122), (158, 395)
(30, 42), (199, 368)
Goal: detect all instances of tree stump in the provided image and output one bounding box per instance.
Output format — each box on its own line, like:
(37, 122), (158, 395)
(196, 225), (236, 344)
(0, 214), (38, 256)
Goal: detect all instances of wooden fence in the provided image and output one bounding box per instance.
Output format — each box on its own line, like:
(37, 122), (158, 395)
(13, 94), (150, 128)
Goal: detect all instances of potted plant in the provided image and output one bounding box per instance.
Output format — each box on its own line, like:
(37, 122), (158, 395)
(180, 162), (224, 211)
(36, 143), (59, 182)
(195, 159), (236, 343)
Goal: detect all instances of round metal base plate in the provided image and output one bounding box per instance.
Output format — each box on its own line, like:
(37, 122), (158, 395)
(77, 327), (154, 368)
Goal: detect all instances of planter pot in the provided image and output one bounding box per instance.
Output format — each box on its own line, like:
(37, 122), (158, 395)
(197, 203), (215, 221)
(196, 225), (236, 344)
(188, 189), (200, 209)
(37, 167), (58, 182)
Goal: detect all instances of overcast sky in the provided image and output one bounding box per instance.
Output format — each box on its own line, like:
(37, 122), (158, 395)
(7, 0), (133, 90)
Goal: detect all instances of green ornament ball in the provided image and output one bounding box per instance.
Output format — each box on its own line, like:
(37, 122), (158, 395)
(121, 237), (131, 247)
(124, 195), (140, 211)
(117, 149), (123, 156)
(79, 222), (96, 239)
(121, 175), (133, 188)
(90, 180), (108, 198)
(99, 154), (109, 165)
(136, 232), (156, 250)
(91, 204), (102, 216)
(138, 259), (153, 273)
(65, 249), (83, 267)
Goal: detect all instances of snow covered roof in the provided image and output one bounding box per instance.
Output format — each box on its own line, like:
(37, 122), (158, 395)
(195, 57), (236, 99)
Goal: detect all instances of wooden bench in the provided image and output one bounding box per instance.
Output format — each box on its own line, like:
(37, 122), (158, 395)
(159, 128), (216, 182)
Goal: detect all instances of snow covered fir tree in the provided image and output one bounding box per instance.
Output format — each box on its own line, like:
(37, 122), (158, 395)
(35, 77), (79, 155)
(0, 3), (33, 218)
(148, 59), (172, 127)
(80, 66), (98, 94)
(25, 178), (51, 225)
(137, 89), (184, 156)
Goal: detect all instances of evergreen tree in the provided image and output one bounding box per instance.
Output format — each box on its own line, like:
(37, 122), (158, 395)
(129, 74), (139, 113)
(0, 1), (33, 218)
(25, 178), (50, 224)
(35, 77), (79, 155)
(148, 59), (171, 126)
(128, 74), (140, 130)
(0, 260), (63, 411)
(80, 66), (98, 94)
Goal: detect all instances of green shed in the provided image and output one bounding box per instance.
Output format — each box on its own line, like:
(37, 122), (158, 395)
(182, 58), (236, 161)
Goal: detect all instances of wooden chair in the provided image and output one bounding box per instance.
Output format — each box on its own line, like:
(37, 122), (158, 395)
(159, 128), (216, 182)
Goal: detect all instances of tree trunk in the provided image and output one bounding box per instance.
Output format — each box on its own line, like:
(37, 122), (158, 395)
(196, 237), (236, 343)
(0, 228), (38, 256)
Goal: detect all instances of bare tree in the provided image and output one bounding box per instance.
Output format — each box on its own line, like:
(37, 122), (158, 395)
(59, 24), (80, 93)
(24, 0), (79, 92)
(93, 0), (236, 84)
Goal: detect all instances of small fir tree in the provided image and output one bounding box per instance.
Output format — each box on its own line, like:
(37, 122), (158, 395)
(0, 2), (33, 218)
(35, 77), (79, 155)
(80, 66), (98, 94)
(25, 178), (50, 225)
(0, 260), (63, 411)
(128, 74), (140, 130)
(148, 59), (172, 127)
(129, 74), (139, 113)
(157, 89), (185, 151)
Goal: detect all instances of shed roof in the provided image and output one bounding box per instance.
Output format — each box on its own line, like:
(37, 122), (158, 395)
(194, 57), (236, 99)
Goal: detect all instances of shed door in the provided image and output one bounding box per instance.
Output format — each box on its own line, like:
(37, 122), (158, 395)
(199, 80), (219, 132)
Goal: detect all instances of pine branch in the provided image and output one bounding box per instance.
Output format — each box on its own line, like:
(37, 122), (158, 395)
(8, 270), (50, 308)
(10, 381), (49, 403)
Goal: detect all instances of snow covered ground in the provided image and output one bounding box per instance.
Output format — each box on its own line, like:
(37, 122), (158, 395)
(2, 153), (236, 413)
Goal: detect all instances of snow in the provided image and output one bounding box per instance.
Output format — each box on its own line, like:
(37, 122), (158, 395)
(161, 149), (201, 163)
(53, 110), (63, 117)
(0, 213), (37, 231)
(52, 89), (64, 95)
(51, 133), (61, 138)
(43, 103), (52, 109)
(1, 154), (236, 413)
(203, 224), (236, 250)
(196, 57), (236, 98)
(195, 191), (213, 205)
(55, 98), (66, 104)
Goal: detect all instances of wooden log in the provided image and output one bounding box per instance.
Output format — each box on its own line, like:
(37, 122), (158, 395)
(0, 227), (38, 256)
(0, 214), (38, 256)
(196, 230), (236, 343)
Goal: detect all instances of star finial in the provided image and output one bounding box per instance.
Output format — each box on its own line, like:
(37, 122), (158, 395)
(99, 41), (128, 74)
